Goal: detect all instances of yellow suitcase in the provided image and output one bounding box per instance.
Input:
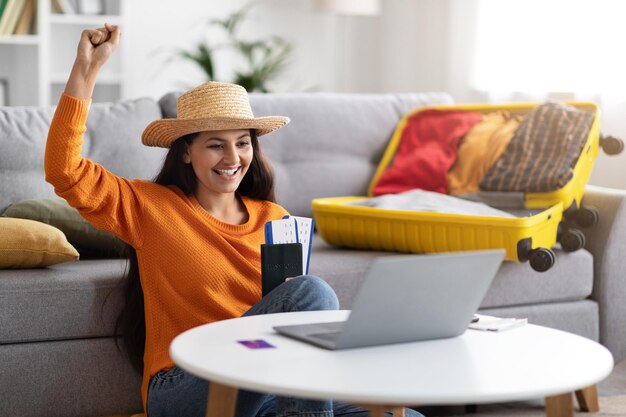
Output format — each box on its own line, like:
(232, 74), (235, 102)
(312, 197), (562, 272)
(371, 102), (622, 252)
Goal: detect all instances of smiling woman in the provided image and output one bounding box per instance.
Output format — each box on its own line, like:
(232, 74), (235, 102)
(42, 22), (425, 417)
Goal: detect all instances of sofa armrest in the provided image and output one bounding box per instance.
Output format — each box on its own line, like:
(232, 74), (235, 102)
(582, 184), (626, 362)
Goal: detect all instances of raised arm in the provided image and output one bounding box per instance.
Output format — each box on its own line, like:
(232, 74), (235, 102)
(65, 23), (121, 99)
(44, 24), (144, 248)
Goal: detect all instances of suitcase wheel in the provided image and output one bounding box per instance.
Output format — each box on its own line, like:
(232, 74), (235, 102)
(575, 205), (599, 228)
(600, 135), (624, 155)
(559, 228), (586, 252)
(529, 248), (556, 272)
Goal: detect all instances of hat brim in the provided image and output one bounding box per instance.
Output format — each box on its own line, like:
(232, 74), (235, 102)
(141, 116), (290, 148)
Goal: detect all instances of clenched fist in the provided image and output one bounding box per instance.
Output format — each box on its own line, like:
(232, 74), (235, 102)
(76, 23), (121, 70)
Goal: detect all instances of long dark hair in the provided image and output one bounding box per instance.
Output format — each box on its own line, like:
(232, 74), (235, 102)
(115, 130), (276, 373)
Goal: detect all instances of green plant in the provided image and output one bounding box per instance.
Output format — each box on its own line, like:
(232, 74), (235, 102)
(175, 4), (293, 93)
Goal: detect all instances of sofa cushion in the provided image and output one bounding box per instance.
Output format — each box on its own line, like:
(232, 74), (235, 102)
(1, 338), (143, 417)
(0, 218), (79, 268)
(2, 198), (125, 257)
(160, 92), (455, 217)
(0, 259), (126, 344)
(0, 98), (166, 213)
(310, 239), (593, 310)
(0, 241), (592, 345)
(481, 300), (599, 342)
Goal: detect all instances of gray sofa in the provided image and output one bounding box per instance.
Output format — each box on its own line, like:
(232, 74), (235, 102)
(1, 91), (626, 417)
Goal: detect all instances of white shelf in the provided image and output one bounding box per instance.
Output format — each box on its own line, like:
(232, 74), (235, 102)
(0, 0), (125, 106)
(49, 14), (122, 25)
(0, 35), (40, 45)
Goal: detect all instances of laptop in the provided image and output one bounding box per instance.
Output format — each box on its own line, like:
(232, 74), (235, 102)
(273, 249), (505, 350)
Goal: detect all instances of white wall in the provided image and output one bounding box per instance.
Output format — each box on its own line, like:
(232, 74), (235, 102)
(122, 0), (448, 98)
(123, 0), (339, 99)
(378, 0), (446, 93)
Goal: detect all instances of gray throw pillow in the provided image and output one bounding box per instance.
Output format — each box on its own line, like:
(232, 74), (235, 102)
(1, 198), (125, 257)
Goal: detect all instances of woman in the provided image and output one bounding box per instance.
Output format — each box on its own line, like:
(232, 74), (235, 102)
(44, 24), (423, 417)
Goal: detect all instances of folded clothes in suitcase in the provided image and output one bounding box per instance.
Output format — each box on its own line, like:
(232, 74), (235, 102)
(479, 102), (594, 194)
(369, 101), (603, 214)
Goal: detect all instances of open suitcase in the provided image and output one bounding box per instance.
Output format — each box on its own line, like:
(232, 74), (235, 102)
(371, 102), (624, 252)
(312, 102), (623, 272)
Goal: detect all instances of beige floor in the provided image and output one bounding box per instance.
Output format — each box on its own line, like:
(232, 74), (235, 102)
(442, 395), (626, 417)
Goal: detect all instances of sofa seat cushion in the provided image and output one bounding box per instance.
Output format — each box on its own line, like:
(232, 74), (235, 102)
(310, 239), (593, 310)
(1, 240), (592, 345)
(0, 259), (126, 344)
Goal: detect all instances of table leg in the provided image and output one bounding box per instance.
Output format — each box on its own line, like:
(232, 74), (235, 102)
(575, 385), (600, 412)
(391, 406), (406, 417)
(545, 392), (574, 417)
(206, 382), (238, 417)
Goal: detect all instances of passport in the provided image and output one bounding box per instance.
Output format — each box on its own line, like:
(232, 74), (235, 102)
(261, 243), (303, 296)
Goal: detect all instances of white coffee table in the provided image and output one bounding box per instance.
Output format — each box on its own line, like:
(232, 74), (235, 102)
(170, 310), (613, 417)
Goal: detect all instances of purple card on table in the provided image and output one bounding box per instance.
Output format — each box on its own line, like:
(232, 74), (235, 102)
(238, 339), (276, 349)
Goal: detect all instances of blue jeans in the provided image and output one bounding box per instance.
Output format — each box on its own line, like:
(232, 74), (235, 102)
(147, 275), (424, 417)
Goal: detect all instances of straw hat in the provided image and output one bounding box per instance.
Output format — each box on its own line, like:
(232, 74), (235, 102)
(141, 82), (290, 148)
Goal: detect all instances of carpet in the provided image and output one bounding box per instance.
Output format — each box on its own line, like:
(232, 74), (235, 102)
(443, 395), (626, 416)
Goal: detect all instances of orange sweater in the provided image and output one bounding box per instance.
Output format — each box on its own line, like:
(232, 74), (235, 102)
(44, 94), (288, 410)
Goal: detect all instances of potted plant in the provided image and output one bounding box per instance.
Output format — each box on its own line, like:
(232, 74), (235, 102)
(175, 4), (293, 93)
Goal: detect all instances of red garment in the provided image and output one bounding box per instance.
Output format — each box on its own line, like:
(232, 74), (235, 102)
(373, 109), (483, 196)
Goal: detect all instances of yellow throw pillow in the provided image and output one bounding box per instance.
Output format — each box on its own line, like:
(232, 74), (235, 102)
(0, 218), (79, 268)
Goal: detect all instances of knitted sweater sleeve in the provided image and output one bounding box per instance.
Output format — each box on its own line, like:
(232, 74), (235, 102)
(44, 93), (144, 248)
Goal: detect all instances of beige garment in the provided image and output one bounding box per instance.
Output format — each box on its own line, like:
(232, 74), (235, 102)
(448, 111), (521, 195)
